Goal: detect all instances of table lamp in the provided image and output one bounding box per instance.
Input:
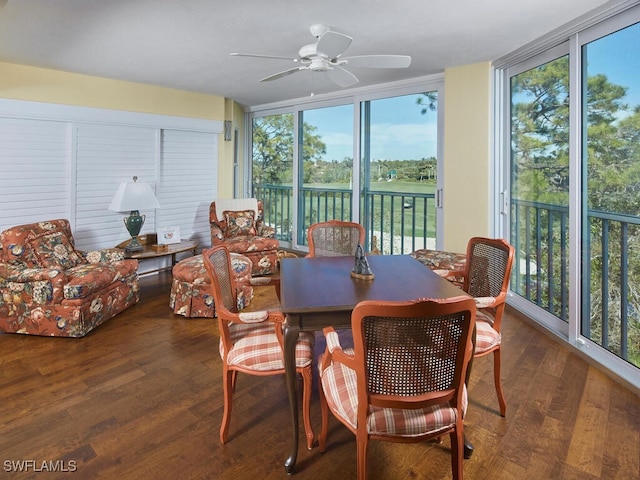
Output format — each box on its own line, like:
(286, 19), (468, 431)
(109, 176), (161, 252)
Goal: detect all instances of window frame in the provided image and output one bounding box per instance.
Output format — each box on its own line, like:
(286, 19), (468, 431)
(495, 3), (640, 390)
(246, 76), (445, 253)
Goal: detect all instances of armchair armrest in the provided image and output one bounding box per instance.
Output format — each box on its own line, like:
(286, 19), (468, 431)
(325, 327), (342, 353)
(82, 248), (126, 263)
(474, 296), (499, 309)
(210, 222), (225, 245)
(0, 262), (66, 304)
(321, 326), (356, 370)
(238, 310), (269, 323)
(257, 224), (275, 238)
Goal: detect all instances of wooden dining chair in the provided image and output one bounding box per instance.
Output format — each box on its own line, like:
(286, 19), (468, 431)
(202, 245), (315, 448)
(318, 296), (476, 480)
(455, 237), (515, 416)
(307, 220), (365, 257)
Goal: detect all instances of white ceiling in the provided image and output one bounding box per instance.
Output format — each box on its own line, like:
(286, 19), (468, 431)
(0, 0), (623, 108)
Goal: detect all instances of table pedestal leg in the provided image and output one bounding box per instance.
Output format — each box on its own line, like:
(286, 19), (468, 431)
(464, 327), (475, 459)
(283, 318), (300, 474)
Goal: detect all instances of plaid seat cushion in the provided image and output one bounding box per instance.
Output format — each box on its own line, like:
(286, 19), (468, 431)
(475, 310), (501, 353)
(320, 350), (468, 437)
(222, 322), (313, 372)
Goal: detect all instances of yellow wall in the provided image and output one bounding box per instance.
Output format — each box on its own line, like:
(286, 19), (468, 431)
(216, 97), (245, 199)
(0, 61), (238, 193)
(1, 60), (494, 237)
(443, 62), (492, 253)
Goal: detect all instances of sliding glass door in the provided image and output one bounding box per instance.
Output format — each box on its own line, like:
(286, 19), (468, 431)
(503, 8), (640, 381)
(360, 92), (440, 254)
(251, 112), (294, 241)
(250, 83), (443, 254)
(581, 20), (640, 367)
(508, 48), (570, 328)
(298, 104), (354, 246)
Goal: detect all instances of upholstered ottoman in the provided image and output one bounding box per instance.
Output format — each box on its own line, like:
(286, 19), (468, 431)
(410, 249), (467, 288)
(169, 253), (253, 318)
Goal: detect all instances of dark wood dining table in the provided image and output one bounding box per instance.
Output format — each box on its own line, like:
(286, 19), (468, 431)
(279, 254), (469, 474)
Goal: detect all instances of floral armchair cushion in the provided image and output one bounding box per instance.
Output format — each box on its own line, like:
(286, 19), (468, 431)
(210, 199), (275, 242)
(410, 248), (467, 288)
(223, 209), (257, 237)
(0, 219), (140, 337)
(209, 200), (279, 276)
(28, 231), (86, 269)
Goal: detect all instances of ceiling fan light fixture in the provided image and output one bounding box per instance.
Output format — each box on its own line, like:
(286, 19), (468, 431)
(309, 58), (328, 72)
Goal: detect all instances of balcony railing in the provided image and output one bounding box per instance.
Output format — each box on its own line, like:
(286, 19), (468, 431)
(255, 186), (638, 365)
(511, 198), (640, 366)
(253, 183), (436, 254)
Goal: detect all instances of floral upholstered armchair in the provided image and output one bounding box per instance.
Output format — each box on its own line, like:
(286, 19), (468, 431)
(209, 199), (279, 276)
(0, 219), (139, 337)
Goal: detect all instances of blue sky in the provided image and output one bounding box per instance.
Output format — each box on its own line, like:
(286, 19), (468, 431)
(587, 21), (640, 111)
(300, 21), (639, 164)
(303, 93), (438, 162)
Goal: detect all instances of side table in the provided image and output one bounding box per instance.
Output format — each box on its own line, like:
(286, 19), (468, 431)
(116, 234), (199, 270)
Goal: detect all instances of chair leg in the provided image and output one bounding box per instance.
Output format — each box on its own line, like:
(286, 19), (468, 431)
(356, 432), (369, 480)
(300, 366), (314, 450)
(450, 426), (464, 480)
(318, 377), (329, 453)
(220, 367), (234, 444)
(231, 370), (238, 393)
(493, 348), (506, 416)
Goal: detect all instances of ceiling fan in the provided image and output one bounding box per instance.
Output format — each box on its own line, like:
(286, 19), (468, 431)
(230, 24), (411, 88)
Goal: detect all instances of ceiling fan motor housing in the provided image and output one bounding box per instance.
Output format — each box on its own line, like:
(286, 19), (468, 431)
(299, 43), (321, 60)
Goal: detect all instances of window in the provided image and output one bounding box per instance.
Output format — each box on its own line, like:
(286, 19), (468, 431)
(361, 92), (439, 254)
(251, 113), (294, 241)
(509, 52), (570, 322)
(299, 104), (354, 245)
(499, 5), (640, 387)
(581, 20), (640, 367)
(250, 84), (443, 254)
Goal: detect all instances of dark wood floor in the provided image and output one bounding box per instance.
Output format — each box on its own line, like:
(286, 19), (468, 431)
(1, 271), (639, 479)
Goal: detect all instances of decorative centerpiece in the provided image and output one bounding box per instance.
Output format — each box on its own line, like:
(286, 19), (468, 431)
(351, 243), (374, 280)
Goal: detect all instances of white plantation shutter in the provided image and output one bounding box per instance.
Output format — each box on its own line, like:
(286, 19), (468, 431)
(158, 129), (218, 249)
(0, 99), (221, 268)
(74, 124), (158, 251)
(0, 118), (70, 228)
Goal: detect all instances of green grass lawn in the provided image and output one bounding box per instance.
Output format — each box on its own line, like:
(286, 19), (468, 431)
(259, 180), (437, 250)
(304, 181), (436, 244)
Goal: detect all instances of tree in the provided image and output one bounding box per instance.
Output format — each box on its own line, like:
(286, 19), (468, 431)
(416, 91), (438, 114)
(511, 56), (640, 366)
(252, 114), (326, 185)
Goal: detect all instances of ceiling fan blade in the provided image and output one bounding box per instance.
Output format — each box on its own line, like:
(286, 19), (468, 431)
(260, 67), (305, 82)
(316, 31), (352, 59)
(230, 52), (297, 61)
(327, 66), (359, 88)
(341, 55), (412, 68)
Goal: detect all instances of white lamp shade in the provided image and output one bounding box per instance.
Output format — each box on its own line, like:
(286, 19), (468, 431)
(109, 180), (161, 212)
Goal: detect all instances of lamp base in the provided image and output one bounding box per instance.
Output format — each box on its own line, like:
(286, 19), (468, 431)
(123, 210), (145, 252)
(124, 236), (144, 252)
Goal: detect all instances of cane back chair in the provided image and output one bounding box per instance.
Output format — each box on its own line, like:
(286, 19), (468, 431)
(318, 296), (476, 480)
(307, 220), (365, 257)
(202, 245), (315, 448)
(457, 237), (515, 416)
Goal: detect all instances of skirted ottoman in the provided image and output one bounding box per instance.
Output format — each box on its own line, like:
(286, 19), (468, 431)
(169, 253), (253, 318)
(410, 249), (467, 288)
